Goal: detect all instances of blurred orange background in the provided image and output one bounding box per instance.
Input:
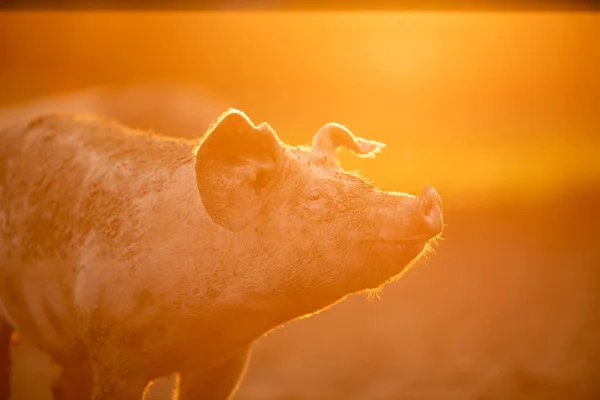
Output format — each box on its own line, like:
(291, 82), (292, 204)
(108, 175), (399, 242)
(1, 11), (598, 207)
(0, 10), (599, 400)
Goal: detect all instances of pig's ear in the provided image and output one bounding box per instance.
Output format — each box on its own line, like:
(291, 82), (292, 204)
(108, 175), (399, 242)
(312, 123), (386, 159)
(195, 109), (283, 231)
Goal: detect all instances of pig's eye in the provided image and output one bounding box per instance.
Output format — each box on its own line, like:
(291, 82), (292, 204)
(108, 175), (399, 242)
(251, 170), (269, 193)
(307, 191), (322, 202)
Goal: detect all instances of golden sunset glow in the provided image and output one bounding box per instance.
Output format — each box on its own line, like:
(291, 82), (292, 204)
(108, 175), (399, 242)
(1, 11), (598, 208)
(0, 10), (598, 400)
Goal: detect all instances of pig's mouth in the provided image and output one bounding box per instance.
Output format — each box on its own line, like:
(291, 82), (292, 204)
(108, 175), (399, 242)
(363, 234), (441, 257)
(358, 238), (433, 270)
(363, 234), (437, 246)
(360, 238), (429, 256)
(364, 239), (425, 245)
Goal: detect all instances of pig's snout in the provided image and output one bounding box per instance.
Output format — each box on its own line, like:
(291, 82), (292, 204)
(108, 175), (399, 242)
(377, 185), (443, 243)
(417, 185), (443, 239)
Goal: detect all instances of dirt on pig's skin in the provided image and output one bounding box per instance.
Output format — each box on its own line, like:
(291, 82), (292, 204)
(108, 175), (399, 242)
(8, 191), (600, 400)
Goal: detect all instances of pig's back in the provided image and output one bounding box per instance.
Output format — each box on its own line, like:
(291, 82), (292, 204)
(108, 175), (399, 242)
(0, 113), (195, 357)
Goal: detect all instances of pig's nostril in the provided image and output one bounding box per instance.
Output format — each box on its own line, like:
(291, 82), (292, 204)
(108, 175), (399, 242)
(419, 185), (443, 237)
(423, 198), (436, 218)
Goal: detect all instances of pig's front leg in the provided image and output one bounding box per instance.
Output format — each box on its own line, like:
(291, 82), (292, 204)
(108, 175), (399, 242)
(0, 319), (13, 400)
(178, 345), (252, 400)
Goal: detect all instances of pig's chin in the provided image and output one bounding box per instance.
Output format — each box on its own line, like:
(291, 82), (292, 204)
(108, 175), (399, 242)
(350, 239), (430, 291)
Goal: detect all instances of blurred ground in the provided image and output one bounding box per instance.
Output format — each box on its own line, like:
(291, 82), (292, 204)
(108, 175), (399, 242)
(0, 10), (599, 400)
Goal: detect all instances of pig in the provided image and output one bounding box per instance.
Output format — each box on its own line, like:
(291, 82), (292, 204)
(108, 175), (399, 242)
(0, 109), (443, 400)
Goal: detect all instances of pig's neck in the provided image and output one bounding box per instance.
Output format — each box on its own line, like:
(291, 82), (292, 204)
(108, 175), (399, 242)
(163, 163), (349, 347)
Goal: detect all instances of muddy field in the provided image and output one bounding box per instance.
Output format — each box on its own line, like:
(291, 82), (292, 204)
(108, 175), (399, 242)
(9, 193), (600, 400)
